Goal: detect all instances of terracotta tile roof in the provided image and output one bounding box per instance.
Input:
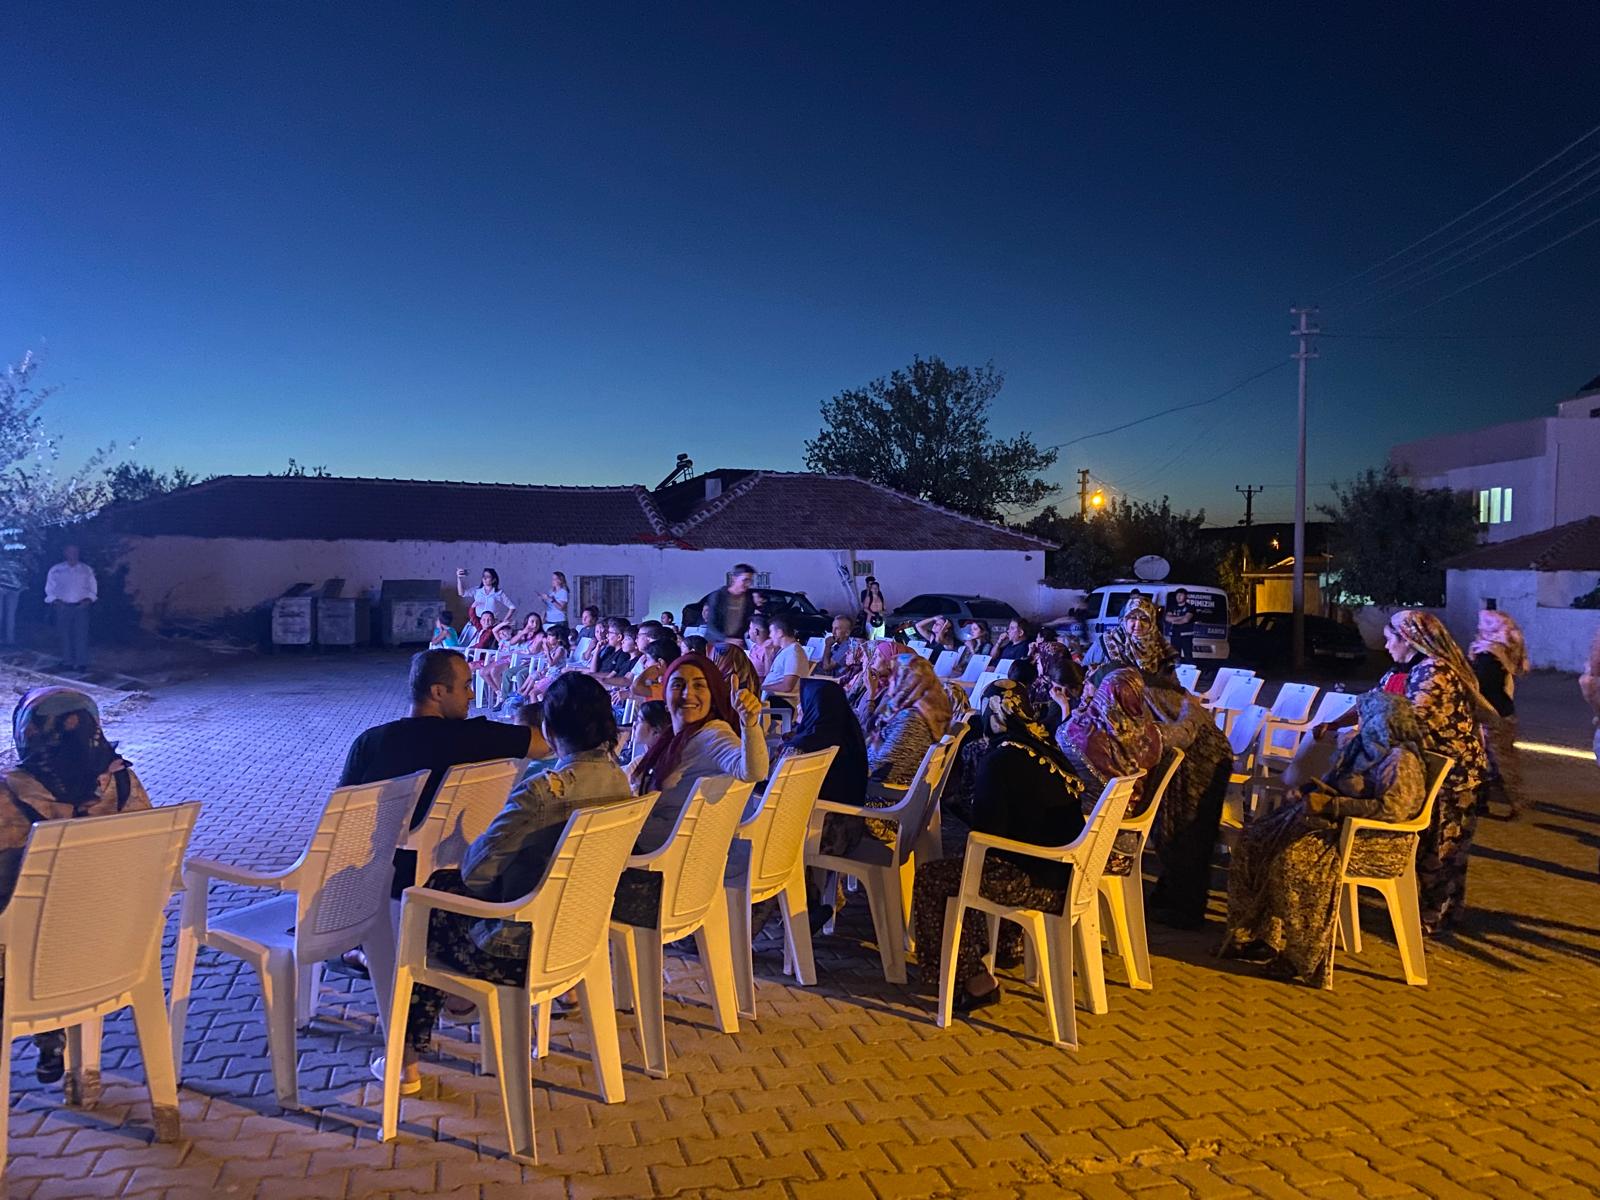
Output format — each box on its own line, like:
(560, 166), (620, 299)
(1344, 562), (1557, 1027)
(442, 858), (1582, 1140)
(99, 476), (672, 545)
(668, 471), (1051, 551)
(1440, 516), (1600, 572)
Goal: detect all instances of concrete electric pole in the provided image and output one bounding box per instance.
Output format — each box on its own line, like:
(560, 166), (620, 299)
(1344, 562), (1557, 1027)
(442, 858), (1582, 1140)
(1290, 306), (1319, 671)
(1077, 468), (1091, 517)
(1235, 484), (1262, 527)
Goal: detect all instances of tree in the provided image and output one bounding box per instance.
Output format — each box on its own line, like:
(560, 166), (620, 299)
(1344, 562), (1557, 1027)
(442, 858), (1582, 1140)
(105, 461), (206, 505)
(1024, 497), (1217, 587)
(277, 458), (331, 478)
(803, 356), (1059, 520)
(1320, 466), (1479, 607)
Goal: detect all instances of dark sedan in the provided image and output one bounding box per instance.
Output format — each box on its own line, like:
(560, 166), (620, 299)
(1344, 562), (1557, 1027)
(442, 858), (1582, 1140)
(1229, 613), (1369, 667)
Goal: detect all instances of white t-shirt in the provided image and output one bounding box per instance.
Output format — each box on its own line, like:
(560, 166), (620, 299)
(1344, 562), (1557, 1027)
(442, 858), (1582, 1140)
(544, 586), (569, 625)
(762, 643), (812, 696)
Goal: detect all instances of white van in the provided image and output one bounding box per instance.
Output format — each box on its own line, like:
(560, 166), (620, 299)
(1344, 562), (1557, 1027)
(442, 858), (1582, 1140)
(1085, 582), (1230, 661)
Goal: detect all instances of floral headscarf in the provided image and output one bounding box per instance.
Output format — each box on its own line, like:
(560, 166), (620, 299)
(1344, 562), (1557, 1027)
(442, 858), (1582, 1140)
(1470, 610), (1529, 679)
(1099, 597), (1178, 676)
(979, 678), (1078, 785)
(1328, 689), (1425, 780)
(634, 653), (736, 793)
(883, 654), (952, 733)
(1059, 668), (1163, 782)
(709, 641), (761, 697)
(11, 687), (123, 810)
(1390, 610), (1492, 713)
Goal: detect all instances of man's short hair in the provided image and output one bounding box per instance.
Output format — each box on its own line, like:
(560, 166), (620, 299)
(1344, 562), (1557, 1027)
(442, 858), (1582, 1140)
(581, 605), (600, 623)
(769, 613), (795, 639)
(410, 648), (464, 702)
(731, 563), (756, 577)
(543, 673), (618, 753)
(685, 634), (708, 655)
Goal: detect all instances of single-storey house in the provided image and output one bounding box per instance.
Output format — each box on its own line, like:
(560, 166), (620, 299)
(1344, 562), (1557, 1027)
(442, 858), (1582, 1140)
(100, 468), (1052, 631)
(1439, 515), (1600, 673)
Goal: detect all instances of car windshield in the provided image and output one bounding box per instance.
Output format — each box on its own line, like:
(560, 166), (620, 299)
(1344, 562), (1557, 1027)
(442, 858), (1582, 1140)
(764, 590), (820, 616)
(966, 600), (1019, 619)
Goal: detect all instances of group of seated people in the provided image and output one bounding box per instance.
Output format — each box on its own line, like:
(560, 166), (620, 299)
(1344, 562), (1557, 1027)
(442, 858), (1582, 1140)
(0, 593), (1478, 1100)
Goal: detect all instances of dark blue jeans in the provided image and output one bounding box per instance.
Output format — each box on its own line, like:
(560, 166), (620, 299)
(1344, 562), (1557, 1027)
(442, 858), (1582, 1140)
(54, 602), (90, 668)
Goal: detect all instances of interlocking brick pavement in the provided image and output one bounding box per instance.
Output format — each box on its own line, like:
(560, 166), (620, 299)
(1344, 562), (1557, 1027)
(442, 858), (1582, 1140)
(3, 651), (1599, 1198)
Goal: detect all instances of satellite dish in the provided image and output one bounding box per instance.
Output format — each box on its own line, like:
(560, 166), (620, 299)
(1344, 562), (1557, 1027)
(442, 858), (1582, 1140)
(1133, 555), (1171, 582)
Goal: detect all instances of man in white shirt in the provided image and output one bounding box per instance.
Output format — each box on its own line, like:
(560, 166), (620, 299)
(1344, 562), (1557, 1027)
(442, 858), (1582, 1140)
(760, 613), (811, 710)
(44, 543), (97, 670)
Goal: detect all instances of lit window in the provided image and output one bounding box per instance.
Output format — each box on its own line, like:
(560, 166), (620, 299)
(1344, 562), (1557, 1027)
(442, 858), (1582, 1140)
(1502, 487), (1513, 523)
(1479, 489), (1491, 523)
(1489, 487), (1503, 524)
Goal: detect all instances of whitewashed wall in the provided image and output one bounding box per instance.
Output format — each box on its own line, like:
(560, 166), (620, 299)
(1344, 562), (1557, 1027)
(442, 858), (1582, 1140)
(119, 536), (1048, 626)
(1443, 568), (1600, 673)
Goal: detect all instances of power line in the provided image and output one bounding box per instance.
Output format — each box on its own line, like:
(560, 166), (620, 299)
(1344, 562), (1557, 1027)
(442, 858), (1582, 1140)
(1044, 360), (1291, 452)
(1319, 329), (1593, 341)
(1319, 120), (1600, 299)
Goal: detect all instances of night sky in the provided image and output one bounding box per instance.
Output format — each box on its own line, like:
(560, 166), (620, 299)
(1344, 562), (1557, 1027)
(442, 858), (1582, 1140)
(6, 4), (1600, 525)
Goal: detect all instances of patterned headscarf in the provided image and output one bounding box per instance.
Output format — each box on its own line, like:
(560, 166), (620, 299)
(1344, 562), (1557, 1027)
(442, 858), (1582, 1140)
(1059, 668), (1163, 782)
(1390, 610), (1491, 712)
(1328, 688), (1425, 779)
(884, 654), (952, 733)
(1099, 596), (1178, 676)
(709, 641), (761, 697)
(11, 687), (122, 809)
(1470, 609), (1530, 678)
(979, 678), (1078, 784)
(634, 653), (737, 793)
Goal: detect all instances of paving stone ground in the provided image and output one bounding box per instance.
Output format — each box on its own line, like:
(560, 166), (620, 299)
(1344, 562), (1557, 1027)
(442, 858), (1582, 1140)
(5, 651), (1600, 1199)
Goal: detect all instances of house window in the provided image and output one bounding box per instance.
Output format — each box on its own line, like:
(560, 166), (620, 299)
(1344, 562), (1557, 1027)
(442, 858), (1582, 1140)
(577, 575), (635, 620)
(1477, 486), (1514, 525)
(853, 560), (875, 578)
(727, 570), (772, 588)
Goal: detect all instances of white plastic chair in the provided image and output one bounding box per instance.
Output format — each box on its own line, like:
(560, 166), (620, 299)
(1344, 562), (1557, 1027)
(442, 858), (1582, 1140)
(970, 671), (1004, 702)
(1097, 748), (1184, 990)
(401, 759), (520, 880)
(1219, 705), (1270, 832)
(724, 748), (837, 1018)
(380, 793), (655, 1164)
(1213, 675), (1266, 734)
(171, 770), (428, 1107)
(805, 637), (826, 659)
(958, 654), (990, 686)
(1334, 751), (1453, 987)
(1199, 666), (1254, 708)
(0, 804), (199, 1165)
(1175, 664), (1201, 694)
(931, 649), (962, 678)
(933, 774), (1141, 1047)
(609, 776), (757, 1078)
(1306, 689), (1359, 731)
(804, 736), (960, 984)
(1268, 682), (1320, 726)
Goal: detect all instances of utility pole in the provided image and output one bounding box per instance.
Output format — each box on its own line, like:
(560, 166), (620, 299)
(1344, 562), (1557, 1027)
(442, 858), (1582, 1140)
(1235, 484), (1263, 527)
(1290, 306), (1319, 671)
(1077, 468), (1091, 517)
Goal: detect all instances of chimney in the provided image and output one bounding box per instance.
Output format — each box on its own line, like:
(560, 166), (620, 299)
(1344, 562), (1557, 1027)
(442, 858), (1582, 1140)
(704, 476), (723, 500)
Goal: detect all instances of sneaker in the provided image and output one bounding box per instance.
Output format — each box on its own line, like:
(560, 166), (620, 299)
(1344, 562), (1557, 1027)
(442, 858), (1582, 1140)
(371, 1056), (421, 1096)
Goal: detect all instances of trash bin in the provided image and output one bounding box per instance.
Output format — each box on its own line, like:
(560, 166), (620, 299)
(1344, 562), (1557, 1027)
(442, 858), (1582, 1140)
(379, 579), (447, 646)
(271, 584), (315, 650)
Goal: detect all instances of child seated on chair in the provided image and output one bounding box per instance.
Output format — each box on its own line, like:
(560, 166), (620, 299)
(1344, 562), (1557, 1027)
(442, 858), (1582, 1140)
(375, 673), (630, 1093)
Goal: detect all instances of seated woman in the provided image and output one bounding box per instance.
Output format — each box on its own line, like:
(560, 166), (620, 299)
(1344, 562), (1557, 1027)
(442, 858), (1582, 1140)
(1054, 667), (1165, 875)
(912, 614), (961, 657)
(709, 641), (762, 699)
(911, 679), (1087, 1013)
(1220, 689), (1426, 988)
(849, 640), (900, 730)
(378, 673), (630, 1092)
(868, 654), (950, 787)
(628, 652), (768, 856)
(2, 688), (152, 1084)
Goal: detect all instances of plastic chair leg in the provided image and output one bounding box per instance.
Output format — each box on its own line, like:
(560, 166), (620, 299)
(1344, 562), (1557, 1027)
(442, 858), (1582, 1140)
(1040, 914), (1079, 1050)
(632, 932), (669, 1079)
(64, 1016), (103, 1108)
(934, 896), (964, 1029)
(861, 867), (907, 984)
(725, 883), (757, 1021)
(981, 912), (1000, 974)
(130, 975), (181, 1142)
(1074, 906), (1109, 1016)
(899, 855), (917, 933)
(168, 894), (205, 1080)
(694, 903), (741, 1035)
(485, 987), (537, 1164)
(296, 960), (323, 1030)
(533, 1002), (552, 1060)
(577, 953), (626, 1104)
(364, 918), (399, 1042)
(1104, 875), (1153, 990)
(1385, 875), (1429, 986)
(1338, 882), (1362, 954)
(779, 873), (816, 987)
(379, 967), (413, 1142)
(0, 1019), (12, 1158)
(258, 950), (301, 1107)
(609, 927), (638, 1014)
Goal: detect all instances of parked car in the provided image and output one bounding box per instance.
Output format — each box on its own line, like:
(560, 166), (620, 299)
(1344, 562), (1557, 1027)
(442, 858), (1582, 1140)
(693, 587), (833, 640)
(884, 594), (1022, 639)
(1083, 582), (1231, 661)
(1228, 612), (1368, 667)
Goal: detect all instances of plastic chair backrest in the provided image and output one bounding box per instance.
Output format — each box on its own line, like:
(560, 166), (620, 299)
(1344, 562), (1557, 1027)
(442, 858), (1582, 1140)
(1269, 682), (1319, 724)
(932, 649), (962, 678)
(652, 775), (758, 935)
(295, 771), (428, 961)
(740, 748), (837, 893)
(414, 758), (520, 871)
(890, 736), (959, 863)
(1068, 774), (1139, 919)
(518, 793), (656, 987)
(1218, 674), (1264, 712)
(914, 643), (937, 660)
(0, 804), (199, 1022)
(1309, 690), (1359, 728)
(1175, 664), (1200, 693)
(574, 637), (594, 663)
(806, 637), (826, 659)
(1121, 747), (1183, 837)
(1204, 666), (1253, 705)
(1228, 705), (1269, 759)
(959, 654), (989, 685)
(1395, 751), (1453, 836)
(971, 671), (1003, 701)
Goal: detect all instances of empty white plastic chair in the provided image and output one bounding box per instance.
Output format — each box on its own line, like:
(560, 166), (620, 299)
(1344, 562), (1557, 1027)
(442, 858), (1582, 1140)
(1097, 749), (1184, 990)
(805, 636), (827, 659)
(1213, 675), (1266, 734)
(0, 804), (199, 1166)
(934, 774), (1141, 1047)
(1306, 689), (1359, 731)
(1199, 666), (1254, 708)
(931, 649), (963, 678)
(724, 747), (837, 1018)
(1175, 664), (1201, 694)
(1268, 682), (1319, 726)
(609, 776), (757, 1078)
(958, 654), (990, 686)
(1334, 751), (1453, 987)
(171, 770), (428, 1107)
(1219, 705), (1271, 832)
(970, 671), (1004, 702)
(380, 792), (655, 1164)
(401, 758), (520, 880)
(804, 737), (959, 984)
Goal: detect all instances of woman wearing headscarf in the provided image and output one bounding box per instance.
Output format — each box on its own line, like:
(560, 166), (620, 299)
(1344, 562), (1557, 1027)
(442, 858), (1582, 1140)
(709, 641), (762, 700)
(911, 679), (1088, 1013)
(1470, 609), (1530, 818)
(849, 639), (900, 729)
(1054, 667), (1165, 877)
(1220, 689), (1427, 987)
(1, 688), (151, 1084)
(1376, 610), (1491, 932)
(1028, 628), (1076, 720)
(868, 654), (952, 787)
(1091, 597), (1232, 929)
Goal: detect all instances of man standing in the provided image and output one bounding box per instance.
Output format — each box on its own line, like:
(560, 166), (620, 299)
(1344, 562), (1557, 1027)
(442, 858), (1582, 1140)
(0, 527), (25, 647)
(44, 543), (96, 670)
(1165, 588), (1196, 664)
(706, 562), (756, 645)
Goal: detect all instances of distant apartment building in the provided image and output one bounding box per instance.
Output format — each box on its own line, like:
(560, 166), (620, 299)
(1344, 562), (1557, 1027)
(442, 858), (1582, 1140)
(1389, 379), (1600, 543)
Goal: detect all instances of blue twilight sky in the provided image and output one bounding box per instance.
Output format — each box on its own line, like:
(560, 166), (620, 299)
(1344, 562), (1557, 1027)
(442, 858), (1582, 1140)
(5, 3), (1600, 525)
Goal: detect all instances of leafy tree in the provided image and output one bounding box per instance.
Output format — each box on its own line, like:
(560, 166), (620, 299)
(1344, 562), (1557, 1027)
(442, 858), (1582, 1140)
(1024, 497), (1217, 587)
(105, 461), (206, 505)
(803, 356), (1058, 520)
(278, 457), (331, 478)
(1319, 465), (1479, 607)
